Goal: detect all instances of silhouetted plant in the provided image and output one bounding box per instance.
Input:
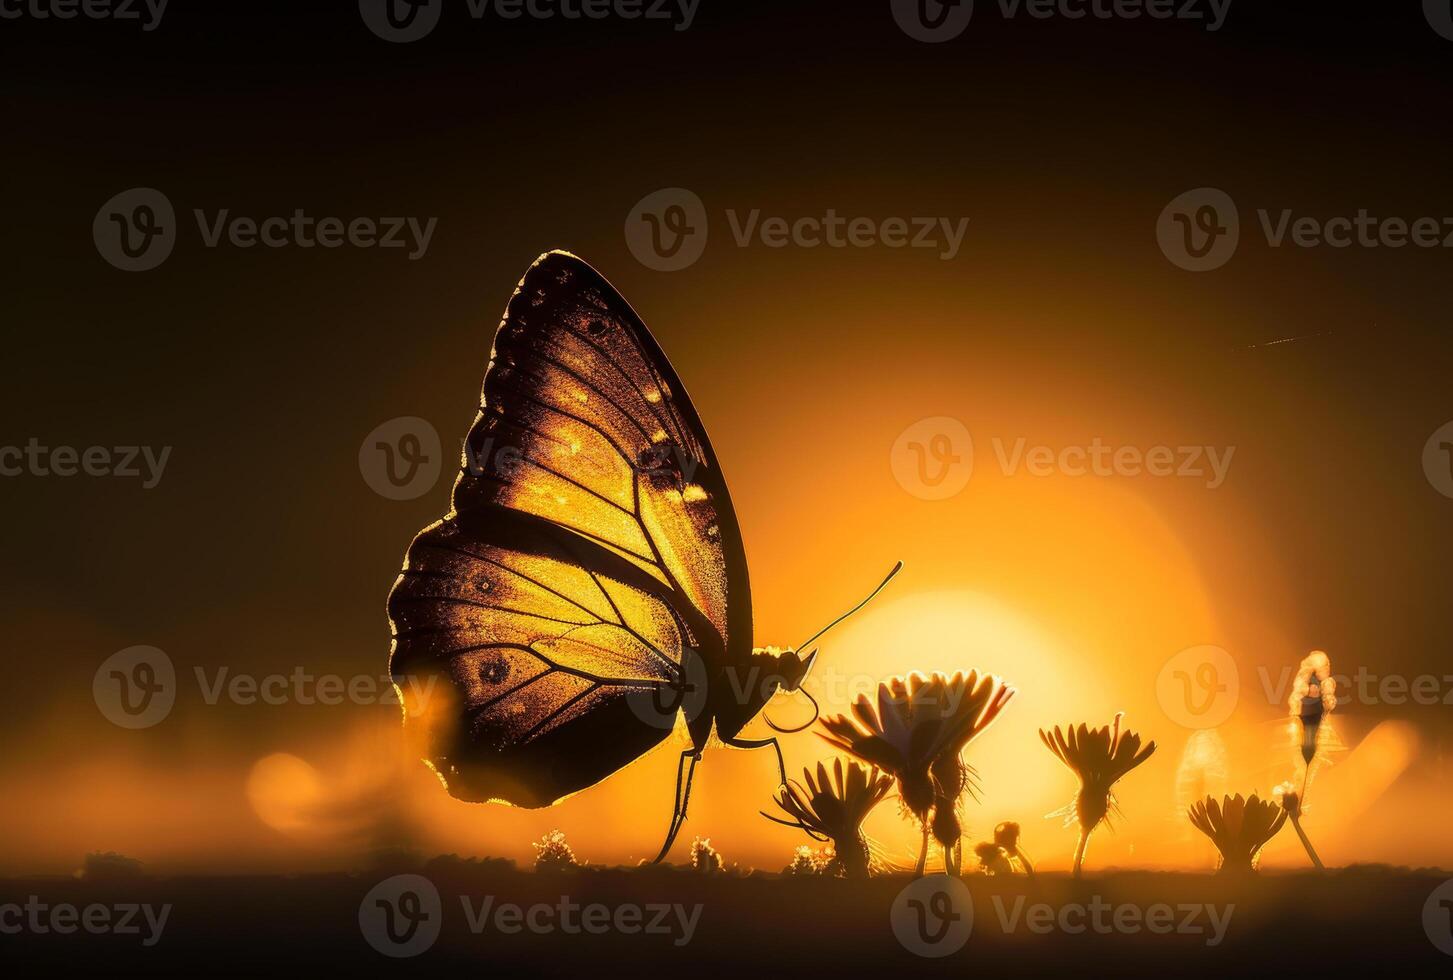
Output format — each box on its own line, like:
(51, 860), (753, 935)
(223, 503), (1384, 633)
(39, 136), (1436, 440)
(79, 852), (145, 881)
(1188, 793), (1287, 874)
(993, 820), (1034, 877)
(1273, 782), (1325, 871)
(974, 842), (1014, 875)
(821, 670), (1014, 877)
(532, 829), (579, 872)
(690, 836), (723, 874)
(1040, 712), (1156, 878)
(783, 845), (833, 876)
(928, 672), (1016, 875)
(764, 759), (893, 879)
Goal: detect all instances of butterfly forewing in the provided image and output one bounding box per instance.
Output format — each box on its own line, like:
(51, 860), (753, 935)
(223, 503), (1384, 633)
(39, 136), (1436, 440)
(452, 251), (741, 647)
(387, 251), (751, 808)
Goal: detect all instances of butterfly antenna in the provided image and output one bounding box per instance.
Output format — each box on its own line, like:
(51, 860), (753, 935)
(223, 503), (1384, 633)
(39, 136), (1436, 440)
(762, 561), (902, 734)
(792, 560), (903, 655)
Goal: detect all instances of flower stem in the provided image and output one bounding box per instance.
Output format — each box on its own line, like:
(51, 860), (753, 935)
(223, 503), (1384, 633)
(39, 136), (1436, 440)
(1073, 827), (1090, 879)
(915, 821), (929, 878)
(1288, 812), (1325, 871)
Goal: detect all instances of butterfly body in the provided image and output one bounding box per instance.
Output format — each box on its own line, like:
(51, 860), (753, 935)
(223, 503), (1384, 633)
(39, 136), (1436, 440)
(387, 251), (811, 857)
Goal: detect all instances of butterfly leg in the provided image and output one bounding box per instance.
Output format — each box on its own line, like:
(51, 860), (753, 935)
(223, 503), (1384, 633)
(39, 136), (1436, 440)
(652, 748), (701, 864)
(721, 735), (787, 787)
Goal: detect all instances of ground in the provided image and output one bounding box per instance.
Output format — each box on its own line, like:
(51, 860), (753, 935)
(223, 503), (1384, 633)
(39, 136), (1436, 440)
(3, 865), (1448, 975)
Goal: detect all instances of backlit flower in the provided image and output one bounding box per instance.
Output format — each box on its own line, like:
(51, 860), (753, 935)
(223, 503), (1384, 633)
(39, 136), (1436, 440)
(820, 670), (1014, 876)
(1040, 712), (1156, 877)
(765, 758), (893, 878)
(1188, 793), (1287, 874)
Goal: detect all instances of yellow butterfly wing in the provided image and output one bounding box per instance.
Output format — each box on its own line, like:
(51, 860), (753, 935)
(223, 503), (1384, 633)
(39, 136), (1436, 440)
(387, 251), (750, 807)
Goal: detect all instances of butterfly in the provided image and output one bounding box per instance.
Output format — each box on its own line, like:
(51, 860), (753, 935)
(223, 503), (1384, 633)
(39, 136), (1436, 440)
(386, 251), (898, 861)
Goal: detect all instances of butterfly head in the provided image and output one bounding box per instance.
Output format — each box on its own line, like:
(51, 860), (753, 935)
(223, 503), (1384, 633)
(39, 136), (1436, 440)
(753, 646), (817, 692)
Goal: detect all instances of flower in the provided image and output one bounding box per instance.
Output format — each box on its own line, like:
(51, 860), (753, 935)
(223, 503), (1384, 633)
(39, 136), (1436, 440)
(783, 845), (833, 876)
(1040, 712), (1156, 877)
(820, 670), (1015, 876)
(928, 672), (1017, 874)
(974, 842), (1014, 875)
(1273, 780), (1325, 871)
(765, 758), (893, 878)
(532, 829), (579, 872)
(1188, 793), (1287, 874)
(689, 836), (723, 874)
(993, 820), (1034, 876)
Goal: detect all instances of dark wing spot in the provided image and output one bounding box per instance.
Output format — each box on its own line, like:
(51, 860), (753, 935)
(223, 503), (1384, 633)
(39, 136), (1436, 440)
(480, 656), (510, 686)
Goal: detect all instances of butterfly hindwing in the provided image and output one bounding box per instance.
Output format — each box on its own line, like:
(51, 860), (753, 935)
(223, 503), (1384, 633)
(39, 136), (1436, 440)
(387, 251), (751, 807)
(389, 506), (692, 806)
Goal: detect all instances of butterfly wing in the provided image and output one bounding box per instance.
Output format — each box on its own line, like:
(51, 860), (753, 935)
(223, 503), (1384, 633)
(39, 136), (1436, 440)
(387, 251), (750, 807)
